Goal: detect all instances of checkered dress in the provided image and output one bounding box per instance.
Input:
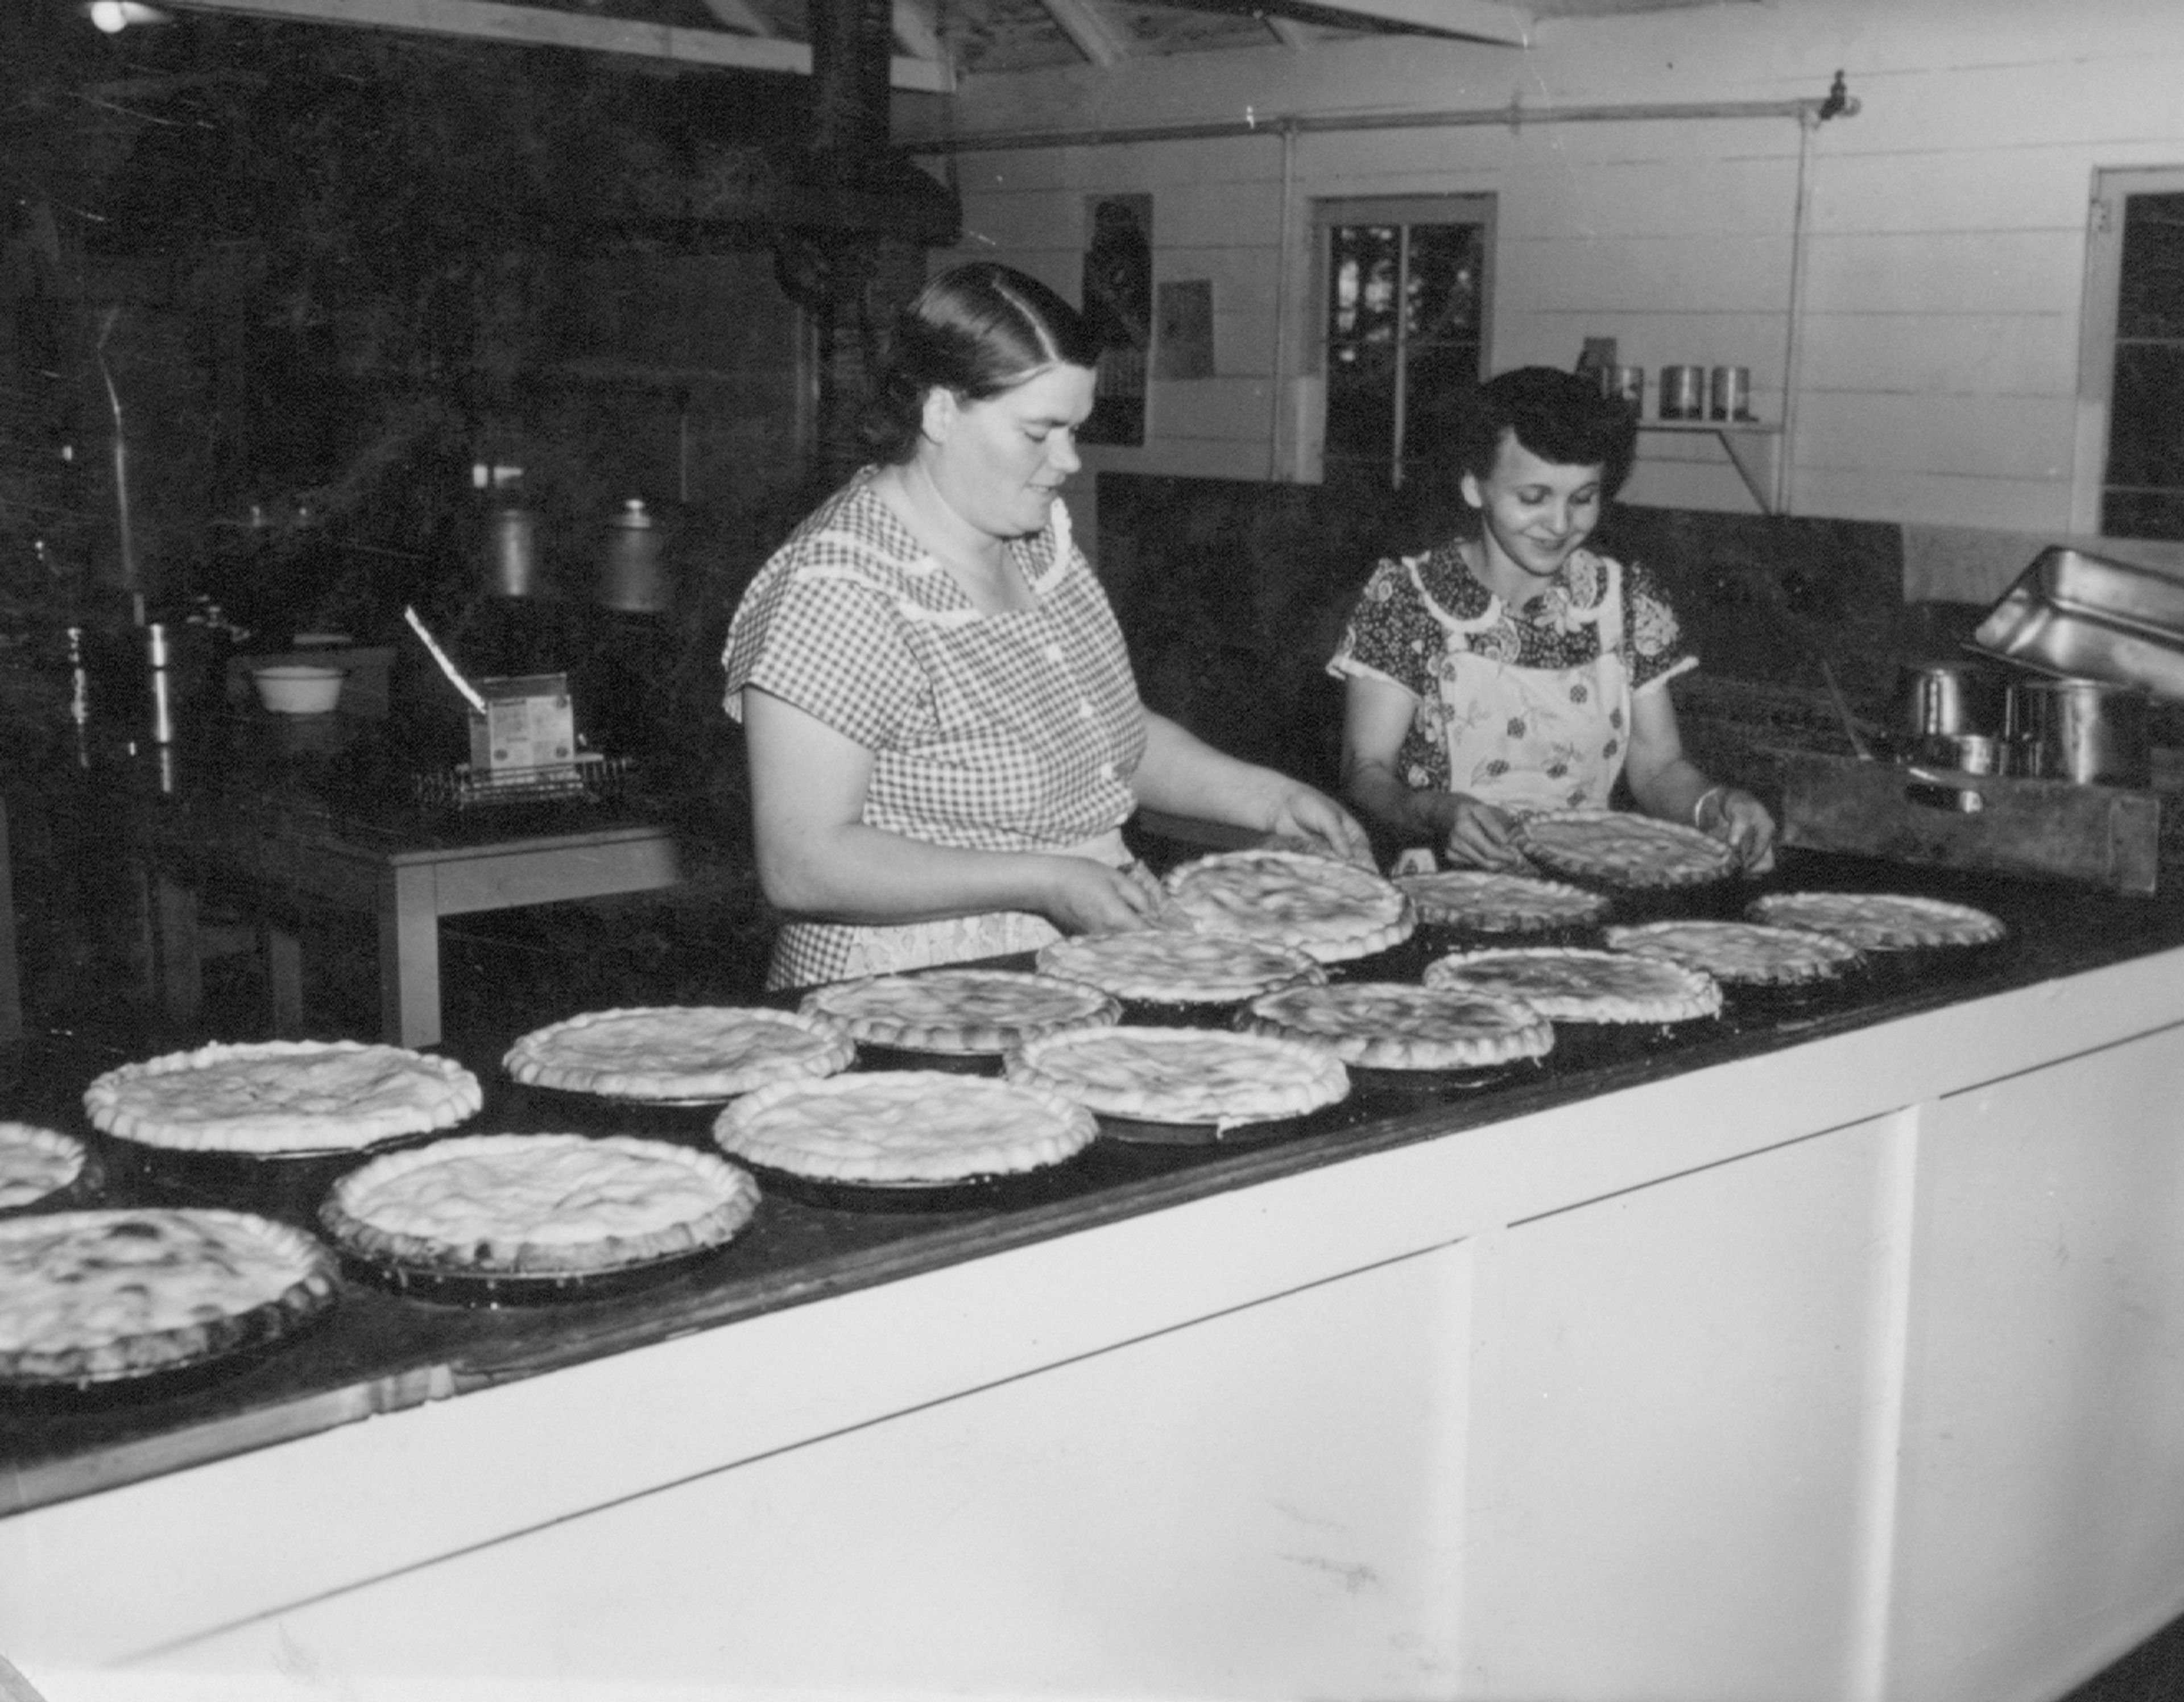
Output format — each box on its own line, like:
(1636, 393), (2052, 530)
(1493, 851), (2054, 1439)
(724, 469), (1147, 988)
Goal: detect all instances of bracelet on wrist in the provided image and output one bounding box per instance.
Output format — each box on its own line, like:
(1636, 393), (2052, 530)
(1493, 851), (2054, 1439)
(1691, 784), (1730, 831)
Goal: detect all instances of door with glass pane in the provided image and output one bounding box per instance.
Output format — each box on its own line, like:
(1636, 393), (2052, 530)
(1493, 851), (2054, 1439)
(1318, 196), (1493, 489)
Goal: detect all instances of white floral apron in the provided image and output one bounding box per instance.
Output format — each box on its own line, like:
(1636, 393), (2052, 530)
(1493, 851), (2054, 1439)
(1411, 553), (1633, 815)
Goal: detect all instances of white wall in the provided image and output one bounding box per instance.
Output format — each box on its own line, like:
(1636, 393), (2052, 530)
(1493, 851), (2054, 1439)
(902, 0), (2184, 592)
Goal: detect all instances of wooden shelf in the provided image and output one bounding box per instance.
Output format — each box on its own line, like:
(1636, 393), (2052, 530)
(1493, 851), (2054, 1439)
(1637, 419), (1784, 513)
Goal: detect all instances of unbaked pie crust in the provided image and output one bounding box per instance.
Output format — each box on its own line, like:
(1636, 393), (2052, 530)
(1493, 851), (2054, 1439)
(0, 1208), (336, 1385)
(800, 968), (1120, 1055)
(1512, 809), (1736, 890)
(1397, 869), (1612, 933)
(321, 1133), (760, 1275)
(504, 1006), (854, 1101)
(1159, 849), (1416, 963)
(84, 1040), (482, 1155)
(1604, 919), (1863, 986)
(1424, 946), (1723, 1024)
(0, 1123), (89, 1212)
(1035, 930), (1324, 1004)
(1006, 1025), (1350, 1127)
(1746, 891), (2007, 952)
(1243, 981), (1554, 1071)
(714, 1071), (1099, 1183)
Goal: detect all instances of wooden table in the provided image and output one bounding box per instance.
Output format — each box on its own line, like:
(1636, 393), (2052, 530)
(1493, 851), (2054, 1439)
(149, 809), (682, 1047)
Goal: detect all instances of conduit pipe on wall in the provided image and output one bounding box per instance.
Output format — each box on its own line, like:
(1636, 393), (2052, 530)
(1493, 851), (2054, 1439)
(913, 75), (1858, 506)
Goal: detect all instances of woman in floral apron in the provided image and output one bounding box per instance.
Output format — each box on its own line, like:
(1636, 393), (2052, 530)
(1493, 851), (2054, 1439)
(1330, 365), (1774, 872)
(726, 264), (1370, 989)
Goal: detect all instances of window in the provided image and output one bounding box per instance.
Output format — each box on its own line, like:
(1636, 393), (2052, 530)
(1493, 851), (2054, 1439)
(2082, 168), (2184, 538)
(1317, 195), (1493, 488)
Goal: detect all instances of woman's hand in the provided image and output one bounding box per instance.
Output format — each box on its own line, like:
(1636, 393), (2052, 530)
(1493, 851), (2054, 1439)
(1434, 793), (1528, 871)
(1263, 783), (1376, 869)
(1040, 855), (1167, 936)
(1696, 785), (1777, 875)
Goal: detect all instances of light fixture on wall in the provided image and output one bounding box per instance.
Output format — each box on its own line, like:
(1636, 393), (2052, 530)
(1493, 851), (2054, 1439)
(85, 1), (172, 31)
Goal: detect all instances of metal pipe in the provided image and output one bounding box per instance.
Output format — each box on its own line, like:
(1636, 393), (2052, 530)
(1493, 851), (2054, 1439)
(909, 91), (1859, 155)
(1777, 103), (1821, 515)
(1267, 119), (1298, 480)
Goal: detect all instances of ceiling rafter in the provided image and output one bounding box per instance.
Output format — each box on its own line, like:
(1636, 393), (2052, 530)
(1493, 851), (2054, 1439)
(1284, 0), (1528, 43)
(890, 0), (947, 61)
(1032, 0), (1128, 67)
(151, 0), (958, 89)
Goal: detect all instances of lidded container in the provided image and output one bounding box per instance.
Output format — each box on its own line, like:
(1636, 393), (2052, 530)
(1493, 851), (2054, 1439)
(598, 498), (671, 615)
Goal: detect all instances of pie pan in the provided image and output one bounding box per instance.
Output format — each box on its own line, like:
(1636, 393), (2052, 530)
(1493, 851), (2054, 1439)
(320, 1133), (761, 1305)
(1085, 1111), (1310, 1147)
(734, 1154), (1102, 1213)
(1345, 1056), (1551, 1100)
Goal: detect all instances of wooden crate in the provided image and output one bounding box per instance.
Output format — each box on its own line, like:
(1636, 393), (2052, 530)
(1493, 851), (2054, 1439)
(1778, 749), (2165, 897)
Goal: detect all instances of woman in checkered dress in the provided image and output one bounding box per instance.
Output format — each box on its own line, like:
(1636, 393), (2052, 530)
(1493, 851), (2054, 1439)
(725, 263), (1370, 990)
(1331, 365), (1774, 873)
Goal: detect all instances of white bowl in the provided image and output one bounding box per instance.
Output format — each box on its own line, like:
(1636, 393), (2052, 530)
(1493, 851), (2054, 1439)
(251, 663), (346, 715)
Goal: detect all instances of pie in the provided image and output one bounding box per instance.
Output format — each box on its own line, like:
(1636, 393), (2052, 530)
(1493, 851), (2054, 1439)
(800, 968), (1119, 1055)
(84, 1040), (482, 1155)
(1035, 930), (1324, 1005)
(504, 1006), (854, 1101)
(1006, 1026), (1350, 1127)
(0, 1208), (337, 1385)
(1746, 891), (2008, 952)
(713, 1071), (1099, 1183)
(1397, 869), (1612, 934)
(1603, 920), (1864, 986)
(1243, 982), (1554, 1072)
(0, 1123), (90, 1212)
(321, 1133), (760, 1276)
(1159, 849), (1416, 962)
(1423, 947), (1723, 1024)
(1512, 809), (1736, 890)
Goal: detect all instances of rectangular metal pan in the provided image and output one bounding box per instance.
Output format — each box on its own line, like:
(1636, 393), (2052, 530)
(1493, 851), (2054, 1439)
(1970, 546), (2184, 702)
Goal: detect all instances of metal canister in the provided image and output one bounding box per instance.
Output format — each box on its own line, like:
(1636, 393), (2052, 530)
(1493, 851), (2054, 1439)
(486, 504), (540, 598)
(598, 498), (670, 615)
(1658, 365), (1706, 420)
(2007, 676), (2150, 788)
(1602, 365), (1644, 411)
(1709, 365), (1751, 421)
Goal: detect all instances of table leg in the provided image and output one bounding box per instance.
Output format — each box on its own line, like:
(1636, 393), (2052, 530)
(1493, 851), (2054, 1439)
(155, 870), (204, 1027)
(264, 923), (304, 1038)
(379, 864), (442, 1048)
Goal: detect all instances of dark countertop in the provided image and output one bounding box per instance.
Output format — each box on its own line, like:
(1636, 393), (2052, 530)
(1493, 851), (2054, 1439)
(6, 844), (2184, 1515)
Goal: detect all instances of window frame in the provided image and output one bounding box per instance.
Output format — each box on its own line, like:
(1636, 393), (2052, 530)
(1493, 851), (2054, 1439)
(2075, 165), (2184, 538)
(1311, 192), (1496, 489)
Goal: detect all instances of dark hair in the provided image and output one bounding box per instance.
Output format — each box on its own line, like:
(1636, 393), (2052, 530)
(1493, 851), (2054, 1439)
(1453, 365), (1638, 497)
(862, 263), (1105, 464)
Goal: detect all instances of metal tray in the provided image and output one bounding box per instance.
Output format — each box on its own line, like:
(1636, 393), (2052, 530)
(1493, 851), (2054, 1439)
(1969, 546), (2184, 702)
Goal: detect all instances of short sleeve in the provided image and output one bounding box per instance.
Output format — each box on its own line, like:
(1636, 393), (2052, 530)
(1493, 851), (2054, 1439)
(1329, 557), (1441, 699)
(1623, 558), (1696, 693)
(724, 568), (925, 751)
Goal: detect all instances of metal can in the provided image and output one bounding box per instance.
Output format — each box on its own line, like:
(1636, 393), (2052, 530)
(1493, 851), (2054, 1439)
(1658, 365), (1705, 420)
(1603, 365), (1644, 411)
(1710, 365), (1751, 421)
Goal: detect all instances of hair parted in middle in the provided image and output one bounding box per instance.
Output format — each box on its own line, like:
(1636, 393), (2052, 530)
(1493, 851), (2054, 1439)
(1453, 365), (1640, 498)
(862, 262), (1106, 464)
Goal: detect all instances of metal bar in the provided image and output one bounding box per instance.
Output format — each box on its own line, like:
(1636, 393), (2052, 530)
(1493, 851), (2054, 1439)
(910, 93), (1859, 155)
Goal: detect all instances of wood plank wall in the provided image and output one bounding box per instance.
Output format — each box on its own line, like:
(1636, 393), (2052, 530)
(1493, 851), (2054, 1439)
(907, 0), (2184, 596)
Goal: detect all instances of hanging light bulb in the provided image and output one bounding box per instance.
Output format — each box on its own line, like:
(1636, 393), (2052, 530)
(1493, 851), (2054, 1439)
(86, 1), (172, 31)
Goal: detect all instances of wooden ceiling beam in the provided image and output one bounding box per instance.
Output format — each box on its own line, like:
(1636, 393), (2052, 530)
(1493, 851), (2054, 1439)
(890, 0), (948, 64)
(153, 0), (958, 89)
(697, 0), (777, 36)
(1031, 0), (1126, 67)
(1283, 0), (1529, 43)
